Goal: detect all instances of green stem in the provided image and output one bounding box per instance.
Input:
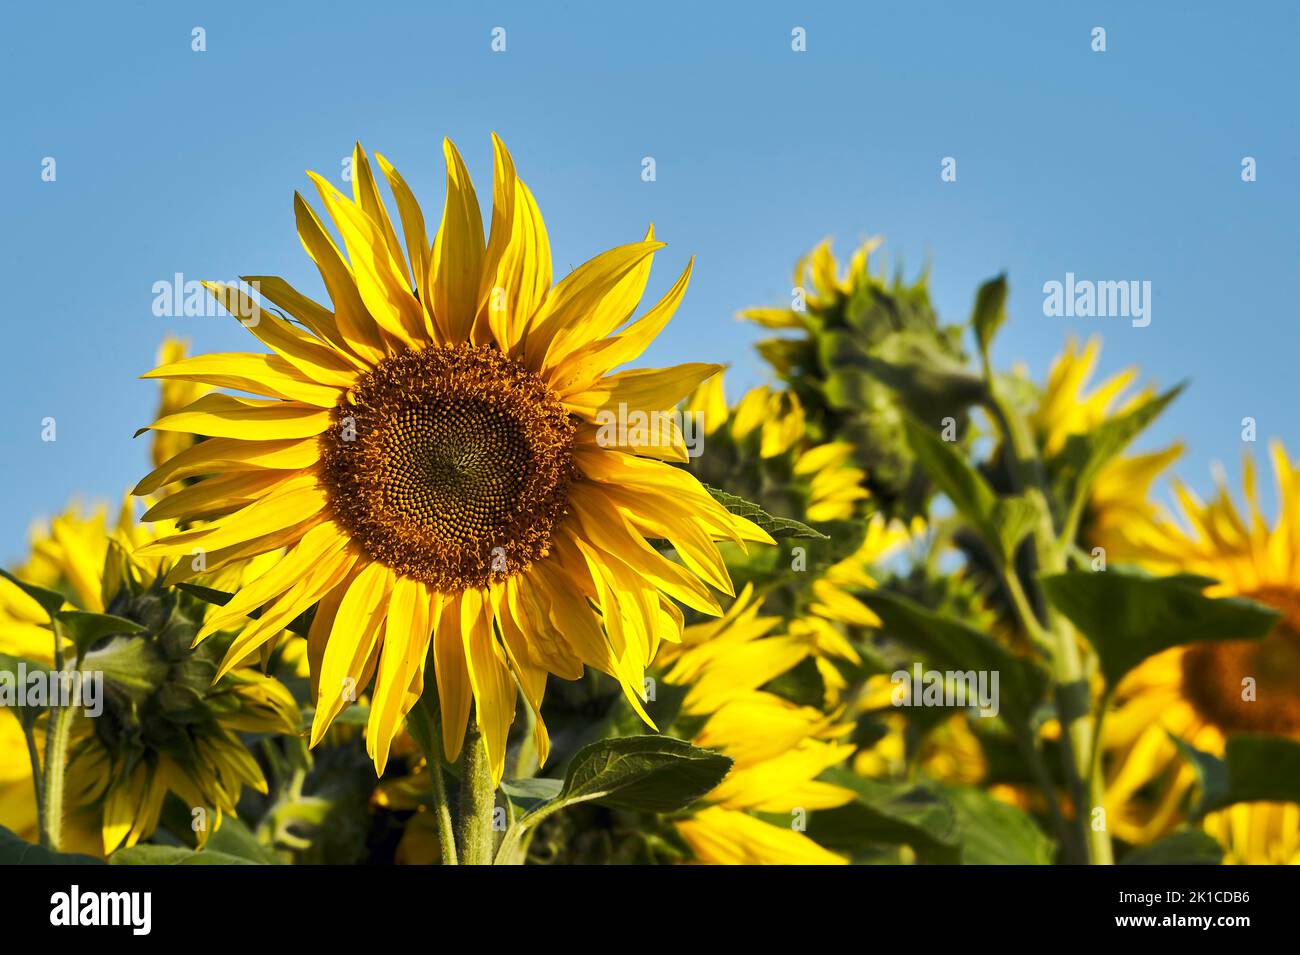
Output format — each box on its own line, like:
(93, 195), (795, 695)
(40, 619), (75, 851)
(426, 719), (458, 867)
(456, 721), (496, 865)
(513, 704), (537, 780)
(408, 695), (459, 865)
(984, 385), (1113, 864)
(40, 698), (75, 851)
(19, 714), (45, 841)
(1011, 723), (1071, 855)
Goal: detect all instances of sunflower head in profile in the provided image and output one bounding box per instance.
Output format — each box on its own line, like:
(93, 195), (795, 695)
(134, 137), (772, 784)
(0, 499), (299, 856)
(1103, 441), (1300, 862)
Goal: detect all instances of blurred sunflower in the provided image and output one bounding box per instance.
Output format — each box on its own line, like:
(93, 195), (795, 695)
(151, 336), (210, 468)
(660, 587), (856, 864)
(851, 673), (988, 783)
(0, 499), (299, 855)
(741, 237), (878, 330)
(684, 372), (871, 523)
(1102, 442), (1300, 862)
(1030, 337), (1182, 559)
(738, 237), (970, 521)
(133, 136), (771, 784)
(0, 714), (38, 842)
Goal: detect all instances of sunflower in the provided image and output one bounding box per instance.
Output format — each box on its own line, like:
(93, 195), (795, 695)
(740, 237), (879, 330)
(851, 674), (988, 783)
(151, 336), (210, 469)
(684, 372), (871, 523)
(133, 137), (771, 785)
(0, 714), (38, 842)
(659, 587), (856, 864)
(1102, 441), (1300, 862)
(0, 499), (299, 856)
(1030, 337), (1182, 560)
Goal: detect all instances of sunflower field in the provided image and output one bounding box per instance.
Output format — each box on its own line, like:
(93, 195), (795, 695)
(2, 135), (1298, 874)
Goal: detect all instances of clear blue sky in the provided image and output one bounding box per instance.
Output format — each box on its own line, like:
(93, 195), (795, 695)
(2, 1), (1296, 558)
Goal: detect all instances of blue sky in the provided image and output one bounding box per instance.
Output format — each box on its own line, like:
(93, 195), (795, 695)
(1, 0), (1296, 557)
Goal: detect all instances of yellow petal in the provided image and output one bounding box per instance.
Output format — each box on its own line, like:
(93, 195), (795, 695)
(427, 139), (486, 343)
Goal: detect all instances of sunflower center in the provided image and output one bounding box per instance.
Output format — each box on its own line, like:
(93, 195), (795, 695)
(319, 344), (576, 591)
(1181, 586), (1300, 735)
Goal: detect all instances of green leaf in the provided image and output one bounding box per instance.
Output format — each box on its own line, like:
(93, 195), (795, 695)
(56, 610), (145, 658)
(702, 485), (828, 540)
(971, 274), (1008, 360)
(0, 568), (65, 617)
(1175, 734), (1300, 817)
(203, 817), (283, 864)
(0, 651), (51, 682)
(1039, 570), (1279, 687)
(500, 778), (563, 813)
(859, 589), (1049, 724)
(902, 416), (1035, 562)
(937, 782), (1054, 864)
(1122, 829), (1223, 865)
(1170, 734), (1229, 813)
(804, 772), (960, 863)
(554, 735), (732, 813)
(0, 825), (103, 864)
(1056, 384), (1183, 517)
(0, 652), (53, 721)
(109, 844), (255, 865)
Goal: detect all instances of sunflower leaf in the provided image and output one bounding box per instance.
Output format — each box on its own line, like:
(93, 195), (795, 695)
(500, 778), (563, 813)
(0, 568), (65, 617)
(1121, 828), (1223, 865)
(1174, 734), (1300, 818)
(204, 816), (285, 864)
(858, 589), (1049, 725)
(702, 485), (828, 539)
(0, 652), (53, 719)
(936, 782), (1054, 864)
(553, 735), (732, 813)
(109, 844), (257, 865)
(0, 825), (103, 865)
(901, 416), (1036, 562)
(1039, 570), (1279, 687)
(970, 274), (1008, 361)
(803, 772), (960, 863)
(56, 610), (146, 659)
(1053, 383), (1184, 521)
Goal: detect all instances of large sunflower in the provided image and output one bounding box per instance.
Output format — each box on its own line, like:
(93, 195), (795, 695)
(1102, 441), (1300, 862)
(134, 137), (771, 784)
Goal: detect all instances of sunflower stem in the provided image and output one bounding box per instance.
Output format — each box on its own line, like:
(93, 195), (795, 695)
(426, 716), (458, 867)
(40, 692), (75, 852)
(39, 618), (76, 851)
(21, 714), (45, 842)
(457, 721), (496, 865)
(409, 692), (459, 865)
